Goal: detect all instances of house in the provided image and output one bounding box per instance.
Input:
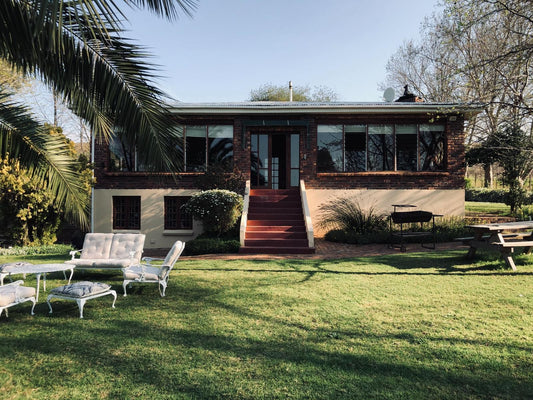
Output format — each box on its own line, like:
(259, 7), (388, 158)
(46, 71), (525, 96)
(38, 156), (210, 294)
(92, 100), (482, 253)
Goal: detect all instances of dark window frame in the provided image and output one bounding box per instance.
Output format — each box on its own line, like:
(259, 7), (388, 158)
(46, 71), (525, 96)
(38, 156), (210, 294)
(164, 196), (193, 230)
(112, 196), (141, 230)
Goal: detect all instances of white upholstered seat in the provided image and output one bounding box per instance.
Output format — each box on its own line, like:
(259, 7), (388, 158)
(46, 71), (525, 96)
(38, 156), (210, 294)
(0, 280), (36, 317)
(122, 241), (185, 297)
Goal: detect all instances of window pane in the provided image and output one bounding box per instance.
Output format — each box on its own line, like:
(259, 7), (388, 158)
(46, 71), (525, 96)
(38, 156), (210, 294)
(345, 125), (366, 172)
(396, 125), (418, 171)
(208, 125), (233, 168)
(164, 196), (192, 230)
(419, 125), (445, 171)
(186, 126), (206, 172)
(109, 136), (135, 172)
(113, 196), (140, 230)
(317, 125), (342, 172)
(368, 125), (394, 171)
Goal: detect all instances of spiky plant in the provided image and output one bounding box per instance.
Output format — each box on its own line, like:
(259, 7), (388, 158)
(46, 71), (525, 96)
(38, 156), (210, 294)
(318, 196), (388, 234)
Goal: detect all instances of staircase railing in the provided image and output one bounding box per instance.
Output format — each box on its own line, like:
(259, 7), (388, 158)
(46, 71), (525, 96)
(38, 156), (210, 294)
(299, 180), (315, 248)
(239, 180), (251, 246)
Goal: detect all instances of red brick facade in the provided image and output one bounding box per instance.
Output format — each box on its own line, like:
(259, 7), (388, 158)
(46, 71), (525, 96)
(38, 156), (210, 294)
(94, 111), (466, 191)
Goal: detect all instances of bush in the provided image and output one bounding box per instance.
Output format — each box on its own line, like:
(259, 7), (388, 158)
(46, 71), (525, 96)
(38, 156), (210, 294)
(183, 238), (240, 256)
(466, 188), (533, 204)
(183, 190), (243, 236)
(318, 196), (388, 234)
(0, 244), (73, 256)
(194, 164), (246, 195)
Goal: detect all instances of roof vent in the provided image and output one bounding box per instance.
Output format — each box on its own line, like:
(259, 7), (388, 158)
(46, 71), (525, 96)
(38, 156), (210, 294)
(396, 85), (424, 102)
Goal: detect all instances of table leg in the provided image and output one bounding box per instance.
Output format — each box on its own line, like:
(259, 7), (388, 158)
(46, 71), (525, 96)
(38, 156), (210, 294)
(501, 249), (517, 271)
(35, 273), (41, 302)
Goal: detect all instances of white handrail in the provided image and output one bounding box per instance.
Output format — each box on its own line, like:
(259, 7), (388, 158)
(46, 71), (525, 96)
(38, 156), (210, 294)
(299, 180), (314, 249)
(239, 180), (251, 246)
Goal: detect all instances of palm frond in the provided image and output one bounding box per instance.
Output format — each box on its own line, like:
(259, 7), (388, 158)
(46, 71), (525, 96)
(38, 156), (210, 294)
(0, 88), (90, 228)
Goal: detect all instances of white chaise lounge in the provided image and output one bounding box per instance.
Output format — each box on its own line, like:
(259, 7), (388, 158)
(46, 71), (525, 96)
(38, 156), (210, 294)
(0, 280), (36, 317)
(65, 233), (145, 271)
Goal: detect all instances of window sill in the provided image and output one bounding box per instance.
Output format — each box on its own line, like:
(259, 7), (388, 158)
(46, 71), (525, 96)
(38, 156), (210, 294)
(103, 171), (203, 177)
(163, 230), (195, 236)
(317, 171), (449, 177)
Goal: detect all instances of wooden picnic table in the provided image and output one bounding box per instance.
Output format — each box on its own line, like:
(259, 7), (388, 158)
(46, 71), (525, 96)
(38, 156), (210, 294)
(462, 221), (533, 270)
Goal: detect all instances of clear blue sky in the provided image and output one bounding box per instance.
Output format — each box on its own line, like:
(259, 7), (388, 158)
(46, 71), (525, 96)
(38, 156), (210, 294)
(124, 0), (442, 103)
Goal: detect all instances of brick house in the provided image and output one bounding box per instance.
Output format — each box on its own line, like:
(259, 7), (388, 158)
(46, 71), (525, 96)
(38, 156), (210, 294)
(93, 101), (481, 253)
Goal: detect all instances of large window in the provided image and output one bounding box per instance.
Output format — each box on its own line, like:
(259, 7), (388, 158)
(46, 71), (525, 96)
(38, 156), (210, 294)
(164, 196), (193, 230)
(113, 196), (141, 230)
(317, 124), (445, 173)
(184, 125), (234, 172)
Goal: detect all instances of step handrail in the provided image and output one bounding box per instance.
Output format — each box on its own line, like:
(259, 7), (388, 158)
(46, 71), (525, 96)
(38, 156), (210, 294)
(239, 180), (251, 246)
(299, 180), (315, 248)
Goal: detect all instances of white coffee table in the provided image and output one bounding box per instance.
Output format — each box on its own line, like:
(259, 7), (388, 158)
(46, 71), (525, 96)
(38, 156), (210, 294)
(0, 263), (74, 301)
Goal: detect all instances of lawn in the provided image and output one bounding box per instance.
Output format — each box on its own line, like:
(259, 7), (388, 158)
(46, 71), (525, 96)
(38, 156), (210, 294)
(1, 250), (532, 399)
(465, 201), (512, 216)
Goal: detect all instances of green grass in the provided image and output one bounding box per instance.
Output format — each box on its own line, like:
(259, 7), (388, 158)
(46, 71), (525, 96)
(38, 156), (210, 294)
(465, 201), (512, 216)
(1, 251), (532, 399)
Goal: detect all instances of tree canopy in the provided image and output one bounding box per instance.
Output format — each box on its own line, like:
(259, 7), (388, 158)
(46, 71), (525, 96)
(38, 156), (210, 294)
(249, 83), (338, 102)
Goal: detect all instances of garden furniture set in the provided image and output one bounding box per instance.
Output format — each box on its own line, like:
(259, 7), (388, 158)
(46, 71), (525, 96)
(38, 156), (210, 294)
(0, 233), (185, 318)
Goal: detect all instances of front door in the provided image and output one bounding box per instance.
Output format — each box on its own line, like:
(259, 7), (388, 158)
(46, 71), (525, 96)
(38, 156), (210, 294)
(251, 132), (299, 189)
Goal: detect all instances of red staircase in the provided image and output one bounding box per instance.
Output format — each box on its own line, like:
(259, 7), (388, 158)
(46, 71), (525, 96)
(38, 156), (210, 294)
(239, 188), (315, 254)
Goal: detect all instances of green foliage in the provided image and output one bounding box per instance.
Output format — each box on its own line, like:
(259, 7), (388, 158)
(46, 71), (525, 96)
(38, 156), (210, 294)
(183, 238), (240, 255)
(318, 196), (388, 234)
(183, 190), (243, 236)
(194, 164), (246, 194)
(0, 243), (72, 256)
(0, 157), (62, 246)
(249, 82), (338, 102)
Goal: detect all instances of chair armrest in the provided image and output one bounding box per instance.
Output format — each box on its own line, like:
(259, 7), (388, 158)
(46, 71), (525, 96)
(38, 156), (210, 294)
(5, 280), (24, 287)
(69, 250), (81, 260)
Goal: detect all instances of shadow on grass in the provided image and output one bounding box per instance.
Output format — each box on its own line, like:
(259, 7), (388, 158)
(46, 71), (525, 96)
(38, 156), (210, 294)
(1, 311), (531, 399)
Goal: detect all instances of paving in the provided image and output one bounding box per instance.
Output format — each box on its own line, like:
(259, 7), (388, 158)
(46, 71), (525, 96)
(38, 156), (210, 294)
(180, 239), (466, 261)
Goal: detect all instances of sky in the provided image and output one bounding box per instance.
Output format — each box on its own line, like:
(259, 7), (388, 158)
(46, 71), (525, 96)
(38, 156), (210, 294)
(124, 0), (442, 103)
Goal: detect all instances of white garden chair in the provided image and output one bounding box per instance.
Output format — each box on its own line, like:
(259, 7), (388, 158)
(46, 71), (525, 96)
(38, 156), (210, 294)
(0, 280), (36, 317)
(122, 241), (185, 297)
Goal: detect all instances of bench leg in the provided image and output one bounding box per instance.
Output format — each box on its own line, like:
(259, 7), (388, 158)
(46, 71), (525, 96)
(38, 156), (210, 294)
(501, 249), (517, 271)
(77, 299), (86, 319)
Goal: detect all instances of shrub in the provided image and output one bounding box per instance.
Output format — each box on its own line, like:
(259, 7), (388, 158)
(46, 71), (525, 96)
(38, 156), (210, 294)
(318, 196), (388, 234)
(183, 238), (240, 255)
(183, 190), (243, 236)
(0, 244), (73, 256)
(466, 188), (533, 204)
(194, 164), (246, 194)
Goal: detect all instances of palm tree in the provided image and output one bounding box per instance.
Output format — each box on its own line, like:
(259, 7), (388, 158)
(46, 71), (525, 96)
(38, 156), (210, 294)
(0, 0), (196, 228)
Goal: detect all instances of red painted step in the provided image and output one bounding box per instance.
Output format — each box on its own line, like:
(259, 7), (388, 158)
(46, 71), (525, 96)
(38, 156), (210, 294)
(240, 188), (314, 255)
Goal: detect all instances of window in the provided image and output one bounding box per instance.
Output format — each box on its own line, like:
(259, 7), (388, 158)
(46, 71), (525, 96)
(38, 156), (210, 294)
(368, 125), (394, 171)
(113, 196), (140, 230)
(184, 125), (234, 172)
(396, 125), (418, 171)
(419, 125), (445, 171)
(317, 125), (343, 172)
(109, 135), (136, 172)
(164, 197), (192, 230)
(316, 124), (445, 173)
(345, 125), (367, 172)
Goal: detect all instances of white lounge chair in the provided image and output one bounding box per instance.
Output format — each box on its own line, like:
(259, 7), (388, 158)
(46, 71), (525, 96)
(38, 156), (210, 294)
(122, 241), (185, 297)
(0, 280), (36, 317)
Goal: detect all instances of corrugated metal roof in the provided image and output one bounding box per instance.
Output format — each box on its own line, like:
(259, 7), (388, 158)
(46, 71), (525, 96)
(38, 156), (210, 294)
(169, 101), (483, 117)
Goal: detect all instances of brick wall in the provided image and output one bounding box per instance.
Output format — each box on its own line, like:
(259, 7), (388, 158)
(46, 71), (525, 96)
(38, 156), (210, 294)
(95, 112), (466, 191)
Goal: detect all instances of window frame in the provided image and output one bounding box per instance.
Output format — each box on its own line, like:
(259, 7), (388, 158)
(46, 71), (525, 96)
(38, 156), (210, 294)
(316, 123), (446, 173)
(164, 196), (193, 230)
(112, 196), (141, 230)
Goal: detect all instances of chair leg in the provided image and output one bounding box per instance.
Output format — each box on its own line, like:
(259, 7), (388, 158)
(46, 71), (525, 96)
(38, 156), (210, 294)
(77, 299), (86, 319)
(122, 280), (129, 297)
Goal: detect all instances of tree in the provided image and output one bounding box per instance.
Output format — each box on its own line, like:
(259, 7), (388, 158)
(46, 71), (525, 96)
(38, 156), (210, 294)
(382, 0), (533, 188)
(0, 0), (197, 228)
(249, 83), (338, 102)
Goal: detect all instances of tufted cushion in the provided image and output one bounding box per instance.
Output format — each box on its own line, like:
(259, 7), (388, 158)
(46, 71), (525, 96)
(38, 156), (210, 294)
(79, 233), (114, 259)
(162, 241), (185, 267)
(0, 285), (36, 306)
(123, 265), (161, 281)
(0, 262), (33, 273)
(109, 234), (145, 260)
(65, 258), (133, 268)
(50, 281), (111, 298)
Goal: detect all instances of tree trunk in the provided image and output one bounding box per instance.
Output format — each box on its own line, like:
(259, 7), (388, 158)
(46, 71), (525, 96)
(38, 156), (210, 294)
(484, 163), (493, 188)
